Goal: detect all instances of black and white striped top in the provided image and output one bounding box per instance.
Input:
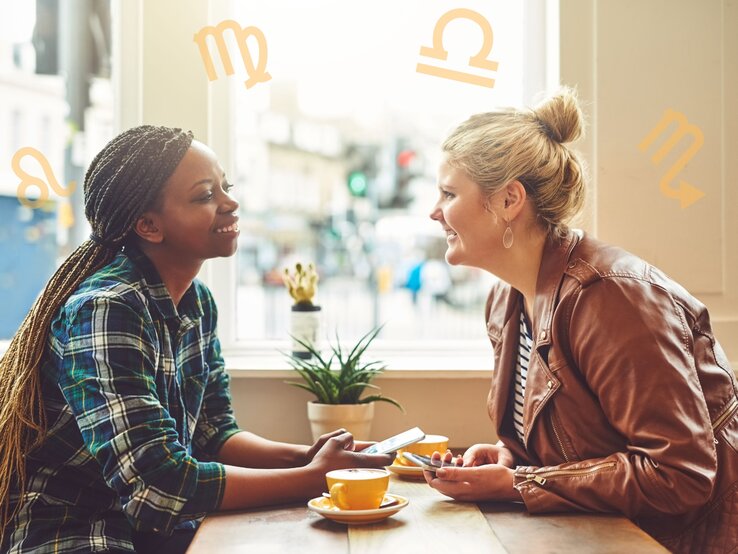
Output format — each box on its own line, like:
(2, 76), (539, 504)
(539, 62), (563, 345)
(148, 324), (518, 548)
(513, 310), (533, 442)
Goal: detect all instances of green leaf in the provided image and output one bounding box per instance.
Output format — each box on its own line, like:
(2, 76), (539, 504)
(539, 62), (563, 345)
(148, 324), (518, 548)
(358, 395), (405, 412)
(345, 324), (384, 366)
(293, 369), (332, 401)
(287, 336), (332, 368)
(338, 381), (382, 403)
(287, 381), (330, 403)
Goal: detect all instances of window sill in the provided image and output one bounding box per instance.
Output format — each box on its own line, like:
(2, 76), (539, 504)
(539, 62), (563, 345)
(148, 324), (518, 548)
(0, 341), (495, 379)
(222, 343), (494, 379)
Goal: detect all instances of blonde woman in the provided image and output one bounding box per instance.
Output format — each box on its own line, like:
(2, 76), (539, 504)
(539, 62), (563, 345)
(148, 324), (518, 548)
(425, 89), (738, 553)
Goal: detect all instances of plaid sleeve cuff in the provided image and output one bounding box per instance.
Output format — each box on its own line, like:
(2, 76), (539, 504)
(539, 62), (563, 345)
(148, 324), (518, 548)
(179, 461), (229, 519)
(208, 426), (242, 459)
(124, 458), (229, 535)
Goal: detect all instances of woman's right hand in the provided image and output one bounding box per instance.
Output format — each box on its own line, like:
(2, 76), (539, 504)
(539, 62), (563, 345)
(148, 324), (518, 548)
(462, 443), (515, 468)
(309, 431), (395, 474)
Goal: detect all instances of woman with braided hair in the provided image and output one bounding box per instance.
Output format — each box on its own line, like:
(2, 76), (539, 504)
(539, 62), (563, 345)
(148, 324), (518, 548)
(0, 125), (393, 553)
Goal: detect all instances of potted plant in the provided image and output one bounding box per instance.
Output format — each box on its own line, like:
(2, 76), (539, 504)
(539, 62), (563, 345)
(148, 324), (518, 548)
(285, 326), (404, 441)
(282, 262), (321, 359)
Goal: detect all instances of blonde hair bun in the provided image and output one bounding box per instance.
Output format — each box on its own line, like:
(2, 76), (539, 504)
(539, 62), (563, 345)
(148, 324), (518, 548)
(441, 85), (587, 239)
(533, 87), (584, 144)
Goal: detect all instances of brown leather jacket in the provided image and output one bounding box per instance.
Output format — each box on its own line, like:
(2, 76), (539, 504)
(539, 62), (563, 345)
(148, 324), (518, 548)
(486, 230), (738, 553)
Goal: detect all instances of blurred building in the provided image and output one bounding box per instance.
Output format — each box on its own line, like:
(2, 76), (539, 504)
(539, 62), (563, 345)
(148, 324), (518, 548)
(0, 37), (67, 338)
(0, 15), (113, 339)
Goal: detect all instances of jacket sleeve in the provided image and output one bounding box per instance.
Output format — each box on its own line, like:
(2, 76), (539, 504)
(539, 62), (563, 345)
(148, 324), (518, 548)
(59, 295), (227, 535)
(513, 277), (717, 518)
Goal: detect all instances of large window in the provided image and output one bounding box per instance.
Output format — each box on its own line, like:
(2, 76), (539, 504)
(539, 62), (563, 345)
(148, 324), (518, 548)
(1, 0), (555, 369)
(231, 0), (536, 347)
(0, 1), (113, 341)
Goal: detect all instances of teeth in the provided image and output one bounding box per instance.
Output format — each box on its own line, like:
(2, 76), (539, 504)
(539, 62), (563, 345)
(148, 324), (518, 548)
(216, 224), (239, 233)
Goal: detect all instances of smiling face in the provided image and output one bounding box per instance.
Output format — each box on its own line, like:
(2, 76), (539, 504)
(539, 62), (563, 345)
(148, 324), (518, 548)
(134, 140), (240, 261)
(429, 159), (502, 268)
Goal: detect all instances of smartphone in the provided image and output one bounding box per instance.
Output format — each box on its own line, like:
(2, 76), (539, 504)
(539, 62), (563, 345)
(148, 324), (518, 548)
(361, 427), (426, 455)
(401, 452), (455, 473)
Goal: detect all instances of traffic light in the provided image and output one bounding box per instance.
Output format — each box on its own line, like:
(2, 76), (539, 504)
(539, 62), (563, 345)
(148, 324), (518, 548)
(345, 144), (378, 198)
(396, 149), (416, 169)
(347, 170), (368, 197)
(389, 142), (417, 209)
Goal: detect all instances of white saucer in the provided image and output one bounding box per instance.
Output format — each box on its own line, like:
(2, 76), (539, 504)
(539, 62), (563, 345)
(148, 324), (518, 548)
(307, 493), (409, 524)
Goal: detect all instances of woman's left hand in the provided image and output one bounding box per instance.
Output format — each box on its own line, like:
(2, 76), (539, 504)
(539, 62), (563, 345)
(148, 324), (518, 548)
(424, 462), (521, 502)
(301, 429), (357, 465)
(353, 440), (375, 452)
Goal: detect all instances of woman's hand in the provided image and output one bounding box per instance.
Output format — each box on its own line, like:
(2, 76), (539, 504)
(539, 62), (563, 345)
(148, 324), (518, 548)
(353, 440), (376, 452)
(423, 462), (521, 502)
(302, 429), (382, 465)
(308, 431), (395, 474)
(462, 443), (515, 468)
(301, 429), (349, 465)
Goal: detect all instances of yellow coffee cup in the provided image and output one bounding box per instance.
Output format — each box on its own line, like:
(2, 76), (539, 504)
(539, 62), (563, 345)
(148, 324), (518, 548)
(397, 434), (449, 466)
(326, 468), (390, 510)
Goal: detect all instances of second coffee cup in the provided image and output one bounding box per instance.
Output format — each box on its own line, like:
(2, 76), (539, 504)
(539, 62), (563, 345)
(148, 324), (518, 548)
(397, 434), (449, 466)
(326, 468), (390, 510)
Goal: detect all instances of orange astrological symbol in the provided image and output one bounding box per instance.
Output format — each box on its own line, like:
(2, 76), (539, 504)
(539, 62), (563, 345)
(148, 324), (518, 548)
(194, 19), (272, 90)
(416, 8), (498, 88)
(14, 146), (76, 210)
(638, 109), (705, 209)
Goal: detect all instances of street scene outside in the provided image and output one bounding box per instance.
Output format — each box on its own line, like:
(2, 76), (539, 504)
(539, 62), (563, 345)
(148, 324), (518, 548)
(1, 0), (521, 346)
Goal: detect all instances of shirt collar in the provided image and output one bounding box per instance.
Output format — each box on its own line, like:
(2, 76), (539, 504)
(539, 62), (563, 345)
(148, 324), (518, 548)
(528, 228), (583, 346)
(121, 243), (204, 323)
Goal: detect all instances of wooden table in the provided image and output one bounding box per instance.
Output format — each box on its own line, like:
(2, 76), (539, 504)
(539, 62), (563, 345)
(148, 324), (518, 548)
(187, 475), (668, 553)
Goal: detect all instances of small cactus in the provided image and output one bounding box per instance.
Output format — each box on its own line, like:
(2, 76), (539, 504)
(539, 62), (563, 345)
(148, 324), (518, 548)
(282, 262), (319, 305)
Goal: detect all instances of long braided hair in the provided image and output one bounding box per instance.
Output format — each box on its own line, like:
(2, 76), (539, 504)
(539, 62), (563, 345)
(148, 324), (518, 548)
(0, 125), (194, 539)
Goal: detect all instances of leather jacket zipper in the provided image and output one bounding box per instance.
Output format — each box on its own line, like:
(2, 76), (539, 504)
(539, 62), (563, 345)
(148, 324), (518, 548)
(550, 414), (571, 463)
(712, 397), (738, 438)
(522, 461), (617, 486)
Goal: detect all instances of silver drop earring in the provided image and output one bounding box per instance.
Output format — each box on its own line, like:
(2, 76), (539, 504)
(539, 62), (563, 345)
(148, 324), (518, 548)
(503, 220), (514, 249)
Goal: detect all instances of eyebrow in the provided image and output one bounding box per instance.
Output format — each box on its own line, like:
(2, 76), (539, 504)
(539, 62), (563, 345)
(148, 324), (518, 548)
(190, 179), (213, 190)
(190, 173), (227, 190)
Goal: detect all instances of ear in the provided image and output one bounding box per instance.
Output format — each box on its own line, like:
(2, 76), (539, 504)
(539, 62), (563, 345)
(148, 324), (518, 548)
(502, 180), (527, 221)
(133, 212), (164, 244)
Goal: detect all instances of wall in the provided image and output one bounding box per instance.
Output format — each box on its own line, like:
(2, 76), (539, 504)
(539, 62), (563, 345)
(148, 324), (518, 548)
(560, 0), (738, 361)
(229, 376), (497, 448)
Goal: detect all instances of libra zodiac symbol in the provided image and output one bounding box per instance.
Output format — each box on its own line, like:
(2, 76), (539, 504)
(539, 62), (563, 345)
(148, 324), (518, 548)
(416, 8), (498, 89)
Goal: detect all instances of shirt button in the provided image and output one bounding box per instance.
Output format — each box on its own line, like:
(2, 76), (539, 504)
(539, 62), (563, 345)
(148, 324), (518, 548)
(539, 331), (547, 340)
(547, 380), (553, 389)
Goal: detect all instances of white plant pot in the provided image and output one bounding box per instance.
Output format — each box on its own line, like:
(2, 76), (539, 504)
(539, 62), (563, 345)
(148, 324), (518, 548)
(290, 305), (321, 359)
(307, 402), (375, 441)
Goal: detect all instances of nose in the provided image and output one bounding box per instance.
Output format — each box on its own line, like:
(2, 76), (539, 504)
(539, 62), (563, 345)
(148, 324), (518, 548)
(429, 202), (442, 222)
(220, 191), (239, 213)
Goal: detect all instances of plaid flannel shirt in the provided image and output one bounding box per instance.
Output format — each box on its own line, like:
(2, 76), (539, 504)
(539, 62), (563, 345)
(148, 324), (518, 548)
(4, 244), (241, 553)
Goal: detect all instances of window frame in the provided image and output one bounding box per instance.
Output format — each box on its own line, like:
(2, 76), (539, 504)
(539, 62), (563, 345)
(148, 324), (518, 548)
(108, 0), (556, 372)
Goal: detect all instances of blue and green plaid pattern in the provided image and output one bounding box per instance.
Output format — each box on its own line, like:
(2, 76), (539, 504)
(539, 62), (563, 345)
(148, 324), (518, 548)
(4, 244), (241, 553)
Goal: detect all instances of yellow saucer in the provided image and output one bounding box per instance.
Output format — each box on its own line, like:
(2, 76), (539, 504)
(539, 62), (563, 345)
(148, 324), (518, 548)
(387, 460), (425, 480)
(307, 493), (409, 524)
